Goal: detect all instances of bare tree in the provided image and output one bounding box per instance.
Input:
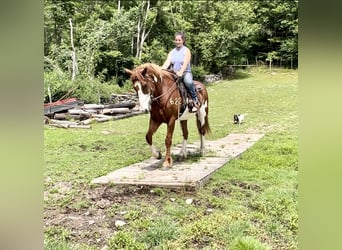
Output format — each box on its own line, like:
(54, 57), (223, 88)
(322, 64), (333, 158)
(135, 0), (156, 60)
(69, 18), (78, 81)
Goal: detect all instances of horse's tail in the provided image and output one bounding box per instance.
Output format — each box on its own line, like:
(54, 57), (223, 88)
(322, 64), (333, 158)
(197, 107), (212, 136)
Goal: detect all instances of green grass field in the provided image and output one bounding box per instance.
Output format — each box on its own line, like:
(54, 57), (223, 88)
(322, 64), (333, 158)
(44, 67), (298, 249)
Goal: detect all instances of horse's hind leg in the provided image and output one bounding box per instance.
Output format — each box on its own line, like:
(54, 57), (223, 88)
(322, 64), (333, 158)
(196, 106), (207, 155)
(179, 120), (188, 159)
(146, 119), (162, 159)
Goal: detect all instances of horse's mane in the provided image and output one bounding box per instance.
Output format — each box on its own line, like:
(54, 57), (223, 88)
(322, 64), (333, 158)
(136, 63), (175, 84)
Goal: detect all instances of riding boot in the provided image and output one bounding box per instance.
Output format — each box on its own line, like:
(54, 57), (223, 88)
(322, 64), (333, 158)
(193, 97), (200, 110)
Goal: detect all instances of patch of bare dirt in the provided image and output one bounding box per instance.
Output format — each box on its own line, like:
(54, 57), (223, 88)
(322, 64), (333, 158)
(44, 185), (158, 248)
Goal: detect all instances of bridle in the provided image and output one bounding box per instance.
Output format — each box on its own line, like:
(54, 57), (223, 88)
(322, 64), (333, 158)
(151, 80), (178, 102)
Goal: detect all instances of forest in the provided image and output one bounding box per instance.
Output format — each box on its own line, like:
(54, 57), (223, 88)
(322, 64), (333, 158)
(44, 0), (298, 103)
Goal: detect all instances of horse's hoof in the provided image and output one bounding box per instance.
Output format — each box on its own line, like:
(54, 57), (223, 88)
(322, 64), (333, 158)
(162, 158), (173, 168)
(177, 153), (187, 161)
(153, 151), (162, 159)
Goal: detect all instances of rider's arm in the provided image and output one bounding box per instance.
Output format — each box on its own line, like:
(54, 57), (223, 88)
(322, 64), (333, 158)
(162, 52), (172, 69)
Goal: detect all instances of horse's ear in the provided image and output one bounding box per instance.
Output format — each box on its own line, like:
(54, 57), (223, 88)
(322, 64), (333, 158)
(124, 68), (132, 75)
(141, 67), (148, 76)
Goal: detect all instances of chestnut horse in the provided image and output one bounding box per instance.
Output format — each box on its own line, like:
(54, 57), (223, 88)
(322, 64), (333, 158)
(125, 63), (211, 167)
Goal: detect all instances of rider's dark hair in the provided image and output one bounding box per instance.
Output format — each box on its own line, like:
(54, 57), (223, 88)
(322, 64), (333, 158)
(175, 31), (186, 44)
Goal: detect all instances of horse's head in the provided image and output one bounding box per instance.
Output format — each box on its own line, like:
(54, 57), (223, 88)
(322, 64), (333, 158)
(125, 63), (162, 112)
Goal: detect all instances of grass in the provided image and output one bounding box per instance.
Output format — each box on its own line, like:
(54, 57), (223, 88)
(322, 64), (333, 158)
(44, 66), (298, 249)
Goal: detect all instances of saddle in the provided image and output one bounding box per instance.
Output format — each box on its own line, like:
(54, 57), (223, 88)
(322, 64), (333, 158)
(163, 69), (200, 115)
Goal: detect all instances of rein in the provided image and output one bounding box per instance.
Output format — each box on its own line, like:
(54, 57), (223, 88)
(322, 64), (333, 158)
(151, 80), (178, 102)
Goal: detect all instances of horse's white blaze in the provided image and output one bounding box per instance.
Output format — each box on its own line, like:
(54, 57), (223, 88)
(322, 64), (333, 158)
(134, 81), (151, 111)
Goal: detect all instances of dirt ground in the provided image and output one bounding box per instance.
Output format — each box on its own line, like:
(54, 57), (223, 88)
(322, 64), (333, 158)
(45, 184), (160, 248)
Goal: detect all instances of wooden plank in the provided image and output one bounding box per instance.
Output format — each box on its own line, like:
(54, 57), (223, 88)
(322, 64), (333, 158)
(91, 133), (265, 190)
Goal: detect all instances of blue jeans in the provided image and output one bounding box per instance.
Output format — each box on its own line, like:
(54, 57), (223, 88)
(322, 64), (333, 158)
(182, 72), (198, 102)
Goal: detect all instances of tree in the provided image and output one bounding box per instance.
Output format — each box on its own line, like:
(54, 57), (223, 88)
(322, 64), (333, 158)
(43, 0), (298, 103)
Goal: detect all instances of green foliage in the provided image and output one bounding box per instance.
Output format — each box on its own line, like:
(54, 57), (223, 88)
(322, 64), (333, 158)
(44, 0), (298, 100)
(44, 238), (72, 250)
(44, 70), (72, 102)
(230, 236), (271, 250)
(45, 226), (72, 241)
(72, 78), (118, 104)
(107, 231), (145, 250)
(192, 65), (208, 81)
(151, 187), (165, 196)
(140, 217), (179, 247)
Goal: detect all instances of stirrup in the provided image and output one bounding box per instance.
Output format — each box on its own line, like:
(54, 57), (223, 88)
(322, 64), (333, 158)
(193, 101), (200, 110)
(188, 100), (200, 113)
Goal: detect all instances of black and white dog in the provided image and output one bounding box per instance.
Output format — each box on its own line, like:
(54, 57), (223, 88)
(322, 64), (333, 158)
(234, 114), (245, 124)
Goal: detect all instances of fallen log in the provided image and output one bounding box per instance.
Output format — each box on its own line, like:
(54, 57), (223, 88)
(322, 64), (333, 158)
(80, 118), (95, 125)
(104, 102), (136, 109)
(112, 111), (145, 120)
(94, 116), (116, 123)
(68, 109), (94, 115)
(83, 104), (104, 110)
(102, 107), (130, 115)
(49, 119), (78, 126)
(48, 123), (91, 129)
(54, 113), (92, 120)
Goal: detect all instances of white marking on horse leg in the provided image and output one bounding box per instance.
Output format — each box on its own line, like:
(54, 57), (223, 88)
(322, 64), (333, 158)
(150, 145), (161, 159)
(179, 139), (187, 158)
(200, 134), (206, 155)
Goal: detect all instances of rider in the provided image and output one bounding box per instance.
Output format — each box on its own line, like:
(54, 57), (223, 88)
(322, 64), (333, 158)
(161, 31), (200, 110)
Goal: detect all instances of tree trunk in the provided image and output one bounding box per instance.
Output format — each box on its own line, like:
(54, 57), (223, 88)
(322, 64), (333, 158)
(69, 18), (77, 81)
(138, 0), (150, 60)
(135, 16), (141, 58)
(135, 0), (154, 60)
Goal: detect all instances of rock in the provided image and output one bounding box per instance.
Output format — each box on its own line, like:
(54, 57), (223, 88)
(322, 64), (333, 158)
(185, 198), (193, 205)
(115, 220), (126, 227)
(203, 72), (223, 83)
(205, 208), (213, 214)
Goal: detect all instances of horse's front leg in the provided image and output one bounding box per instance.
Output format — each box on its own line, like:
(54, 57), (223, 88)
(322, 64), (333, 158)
(146, 118), (162, 159)
(179, 120), (189, 159)
(163, 118), (176, 167)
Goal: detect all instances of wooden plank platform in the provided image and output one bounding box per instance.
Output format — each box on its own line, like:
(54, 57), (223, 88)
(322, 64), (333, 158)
(91, 133), (265, 190)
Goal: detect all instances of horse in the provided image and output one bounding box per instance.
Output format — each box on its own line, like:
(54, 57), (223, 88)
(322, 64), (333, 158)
(124, 63), (211, 167)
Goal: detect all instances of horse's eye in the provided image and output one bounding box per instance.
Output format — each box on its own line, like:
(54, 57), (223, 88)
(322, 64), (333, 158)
(141, 83), (148, 91)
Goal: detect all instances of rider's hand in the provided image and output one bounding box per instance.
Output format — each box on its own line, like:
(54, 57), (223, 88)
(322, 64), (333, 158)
(176, 71), (183, 77)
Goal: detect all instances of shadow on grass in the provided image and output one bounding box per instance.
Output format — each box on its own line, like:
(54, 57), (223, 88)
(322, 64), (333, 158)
(225, 69), (252, 81)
